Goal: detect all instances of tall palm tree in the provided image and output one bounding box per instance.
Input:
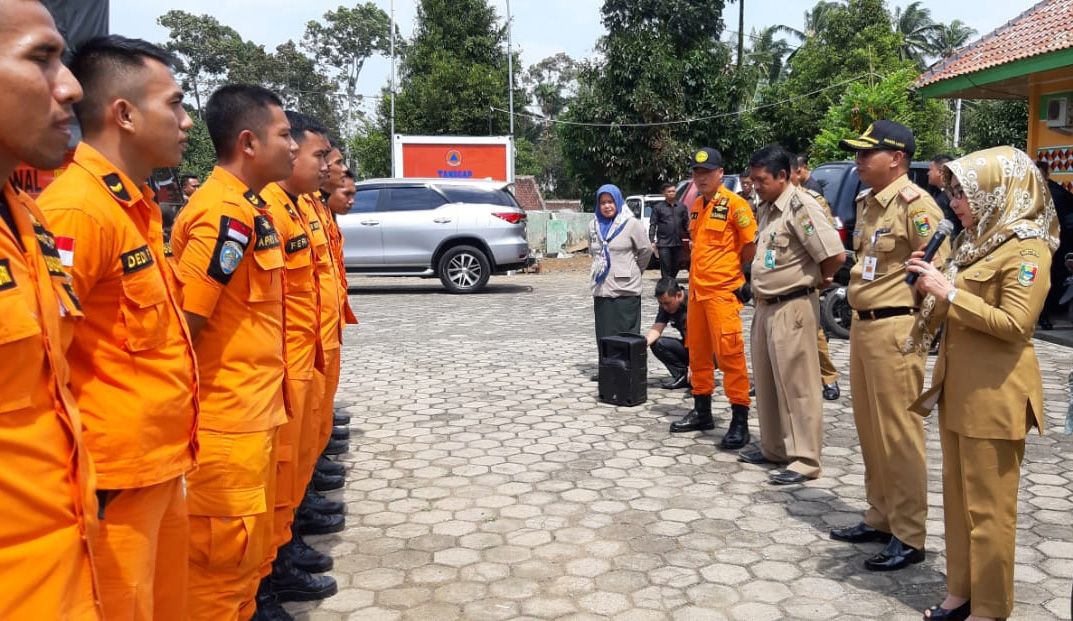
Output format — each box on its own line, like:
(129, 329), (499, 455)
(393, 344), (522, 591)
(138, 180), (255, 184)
(778, 0), (845, 44)
(746, 26), (792, 86)
(930, 20), (977, 58)
(891, 1), (941, 67)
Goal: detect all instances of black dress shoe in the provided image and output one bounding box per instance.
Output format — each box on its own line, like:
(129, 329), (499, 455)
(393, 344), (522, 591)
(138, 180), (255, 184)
(748, 383), (756, 397)
(254, 576), (295, 621)
(331, 426), (350, 441)
(737, 448), (776, 465)
(829, 522), (891, 544)
(303, 487), (344, 515)
(295, 506), (345, 535)
(922, 599), (970, 621)
(322, 437), (349, 456)
(285, 536), (333, 573)
(669, 409), (714, 432)
(822, 382), (840, 401)
(333, 412), (350, 426)
(864, 535), (924, 571)
(660, 373), (690, 390)
(316, 455), (346, 478)
(271, 556), (338, 602)
(312, 469), (344, 492)
(589, 373), (599, 382)
(769, 468), (809, 485)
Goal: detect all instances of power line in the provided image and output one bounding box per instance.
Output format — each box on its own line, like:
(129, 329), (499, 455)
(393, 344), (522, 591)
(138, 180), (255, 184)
(491, 73), (881, 128)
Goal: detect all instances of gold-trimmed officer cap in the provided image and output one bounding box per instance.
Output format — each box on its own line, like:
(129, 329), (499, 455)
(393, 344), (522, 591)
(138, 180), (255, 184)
(838, 120), (916, 155)
(691, 147), (722, 170)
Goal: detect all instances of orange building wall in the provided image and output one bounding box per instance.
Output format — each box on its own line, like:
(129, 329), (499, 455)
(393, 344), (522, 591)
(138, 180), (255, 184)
(1028, 68), (1073, 192)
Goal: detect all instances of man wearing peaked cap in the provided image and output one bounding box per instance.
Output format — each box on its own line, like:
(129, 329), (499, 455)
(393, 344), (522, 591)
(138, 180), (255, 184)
(668, 146), (757, 452)
(828, 119), (947, 573)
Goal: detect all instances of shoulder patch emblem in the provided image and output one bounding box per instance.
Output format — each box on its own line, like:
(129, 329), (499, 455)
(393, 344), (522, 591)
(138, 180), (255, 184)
(207, 215), (252, 285)
(1018, 262), (1038, 287)
(254, 215), (281, 250)
(219, 241), (243, 275)
(56, 236), (75, 267)
(912, 213), (932, 237)
(798, 213), (815, 236)
(243, 190), (265, 208)
(1020, 248), (1041, 258)
(120, 245), (154, 274)
(102, 173), (131, 201)
(899, 186), (921, 204)
(0, 258), (15, 291)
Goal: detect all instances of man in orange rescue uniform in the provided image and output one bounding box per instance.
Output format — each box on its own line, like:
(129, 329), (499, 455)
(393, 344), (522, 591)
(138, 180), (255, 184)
(37, 36), (199, 621)
(0, 2), (100, 618)
(170, 84), (295, 621)
(255, 112), (339, 619)
(669, 147), (757, 451)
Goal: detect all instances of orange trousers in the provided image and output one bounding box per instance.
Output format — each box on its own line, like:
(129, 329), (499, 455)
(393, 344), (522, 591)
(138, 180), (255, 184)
(270, 377), (315, 556)
(95, 476), (188, 621)
(687, 291), (750, 406)
(187, 428), (277, 621)
(309, 347), (342, 465)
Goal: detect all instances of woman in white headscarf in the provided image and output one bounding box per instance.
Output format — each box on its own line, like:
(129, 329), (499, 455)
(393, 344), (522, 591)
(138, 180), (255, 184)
(907, 146), (1059, 621)
(588, 184), (652, 372)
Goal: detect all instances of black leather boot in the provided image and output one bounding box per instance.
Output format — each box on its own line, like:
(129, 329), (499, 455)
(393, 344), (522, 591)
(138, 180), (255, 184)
(669, 394), (714, 432)
(302, 485), (344, 515)
(720, 404), (750, 449)
(331, 426), (350, 441)
(271, 551), (338, 602)
(315, 455), (346, 478)
(294, 505), (345, 535)
(322, 437), (348, 456)
(333, 411), (350, 426)
(312, 469), (344, 492)
(286, 526), (334, 573)
(253, 575), (294, 621)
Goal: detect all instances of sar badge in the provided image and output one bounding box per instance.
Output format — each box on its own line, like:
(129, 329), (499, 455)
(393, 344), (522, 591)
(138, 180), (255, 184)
(208, 215), (253, 284)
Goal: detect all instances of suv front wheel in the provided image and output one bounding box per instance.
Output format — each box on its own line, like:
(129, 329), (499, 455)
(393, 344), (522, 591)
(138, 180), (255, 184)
(438, 245), (491, 293)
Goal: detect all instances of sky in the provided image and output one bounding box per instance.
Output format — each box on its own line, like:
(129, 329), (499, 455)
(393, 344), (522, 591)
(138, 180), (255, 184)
(110, 0), (1039, 112)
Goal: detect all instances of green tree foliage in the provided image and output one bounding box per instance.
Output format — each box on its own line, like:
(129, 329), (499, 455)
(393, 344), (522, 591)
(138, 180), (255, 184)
(960, 99), (1029, 153)
(179, 108), (218, 181)
(157, 11), (245, 113)
(891, 1), (941, 68)
(930, 20), (977, 58)
(524, 53), (577, 120)
(812, 67), (947, 162)
(560, 0), (762, 195)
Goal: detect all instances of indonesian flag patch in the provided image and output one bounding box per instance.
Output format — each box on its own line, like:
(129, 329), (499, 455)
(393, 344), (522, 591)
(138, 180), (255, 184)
(56, 236), (75, 267)
(227, 219), (252, 245)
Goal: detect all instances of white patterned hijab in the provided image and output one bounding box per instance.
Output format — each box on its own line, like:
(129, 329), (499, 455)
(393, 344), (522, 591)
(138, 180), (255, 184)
(909, 146), (1059, 353)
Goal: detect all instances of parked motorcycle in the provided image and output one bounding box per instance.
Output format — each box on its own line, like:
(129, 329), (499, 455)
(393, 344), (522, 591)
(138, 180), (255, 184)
(820, 251), (855, 339)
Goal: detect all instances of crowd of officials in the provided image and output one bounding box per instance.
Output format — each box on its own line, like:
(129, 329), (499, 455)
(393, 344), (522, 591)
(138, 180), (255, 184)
(0, 3), (360, 619)
(588, 121), (1060, 620)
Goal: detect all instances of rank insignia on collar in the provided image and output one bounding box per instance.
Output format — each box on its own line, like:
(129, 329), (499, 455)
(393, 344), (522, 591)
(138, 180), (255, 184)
(243, 190), (265, 207)
(102, 173), (131, 201)
(899, 186), (920, 203)
(1018, 262), (1038, 286)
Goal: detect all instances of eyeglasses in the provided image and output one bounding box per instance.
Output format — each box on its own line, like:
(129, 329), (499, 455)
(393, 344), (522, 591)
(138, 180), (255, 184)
(945, 185), (965, 201)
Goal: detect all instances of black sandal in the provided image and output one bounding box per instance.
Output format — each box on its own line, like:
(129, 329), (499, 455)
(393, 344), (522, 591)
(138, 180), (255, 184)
(922, 599), (970, 621)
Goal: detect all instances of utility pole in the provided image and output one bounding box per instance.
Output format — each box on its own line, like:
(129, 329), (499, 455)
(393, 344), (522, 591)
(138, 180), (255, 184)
(389, 0), (396, 176)
(506, 0), (515, 138)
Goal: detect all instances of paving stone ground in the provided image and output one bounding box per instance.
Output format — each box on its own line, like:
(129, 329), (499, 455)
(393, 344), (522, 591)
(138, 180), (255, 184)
(286, 270), (1073, 621)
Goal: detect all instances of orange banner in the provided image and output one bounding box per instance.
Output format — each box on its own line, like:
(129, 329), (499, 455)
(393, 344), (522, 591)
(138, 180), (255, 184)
(401, 143), (509, 181)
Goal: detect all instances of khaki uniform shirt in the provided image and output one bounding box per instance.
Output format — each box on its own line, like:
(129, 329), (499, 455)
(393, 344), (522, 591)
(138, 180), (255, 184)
(848, 175), (946, 310)
(751, 185), (843, 298)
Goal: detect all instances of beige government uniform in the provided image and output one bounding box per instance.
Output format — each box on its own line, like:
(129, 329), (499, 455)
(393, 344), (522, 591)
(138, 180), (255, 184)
(751, 186), (843, 477)
(802, 187), (840, 385)
(912, 237), (1050, 619)
(848, 174), (945, 549)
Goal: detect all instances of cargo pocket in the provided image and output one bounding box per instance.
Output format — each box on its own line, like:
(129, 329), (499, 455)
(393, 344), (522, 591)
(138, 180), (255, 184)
(120, 272), (168, 352)
(247, 249), (283, 303)
(0, 288), (42, 413)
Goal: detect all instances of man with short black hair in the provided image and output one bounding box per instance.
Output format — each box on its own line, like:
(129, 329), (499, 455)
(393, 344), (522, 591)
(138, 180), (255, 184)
(646, 276), (690, 389)
(739, 171), (760, 212)
(37, 34), (199, 621)
(792, 154), (823, 194)
(170, 84), (297, 620)
(327, 169), (356, 216)
(649, 181), (689, 280)
(180, 173), (200, 197)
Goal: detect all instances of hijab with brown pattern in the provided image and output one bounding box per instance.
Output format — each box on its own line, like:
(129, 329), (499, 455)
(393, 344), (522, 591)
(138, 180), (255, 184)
(906, 146), (1059, 353)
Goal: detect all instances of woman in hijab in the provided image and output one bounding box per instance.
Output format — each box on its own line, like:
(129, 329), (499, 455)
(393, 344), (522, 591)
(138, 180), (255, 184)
(907, 146), (1059, 621)
(588, 184), (652, 368)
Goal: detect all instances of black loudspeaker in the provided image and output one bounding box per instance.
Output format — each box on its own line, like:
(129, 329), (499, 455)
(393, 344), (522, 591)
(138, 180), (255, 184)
(598, 332), (647, 406)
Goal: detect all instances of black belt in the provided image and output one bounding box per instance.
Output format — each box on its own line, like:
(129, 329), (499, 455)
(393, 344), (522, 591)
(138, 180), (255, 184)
(854, 306), (918, 320)
(757, 287), (815, 305)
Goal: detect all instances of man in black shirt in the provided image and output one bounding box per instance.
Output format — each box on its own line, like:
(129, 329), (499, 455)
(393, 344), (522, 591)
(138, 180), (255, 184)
(646, 277), (690, 389)
(649, 182), (690, 280)
(1037, 160), (1073, 329)
(792, 154), (824, 195)
(927, 154), (960, 243)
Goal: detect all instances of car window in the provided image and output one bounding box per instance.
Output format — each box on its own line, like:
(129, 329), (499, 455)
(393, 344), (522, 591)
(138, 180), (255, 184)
(352, 188), (379, 214)
(380, 187), (446, 212)
(438, 185), (518, 207)
(809, 166), (843, 206)
(626, 198), (642, 218)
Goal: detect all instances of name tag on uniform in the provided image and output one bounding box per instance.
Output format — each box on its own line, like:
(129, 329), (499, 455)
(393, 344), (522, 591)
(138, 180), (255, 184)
(764, 248), (776, 269)
(862, 256), (878, 281)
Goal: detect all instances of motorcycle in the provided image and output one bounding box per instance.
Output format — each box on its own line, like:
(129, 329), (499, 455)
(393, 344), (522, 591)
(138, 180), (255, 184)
(819, 250), (855, 339)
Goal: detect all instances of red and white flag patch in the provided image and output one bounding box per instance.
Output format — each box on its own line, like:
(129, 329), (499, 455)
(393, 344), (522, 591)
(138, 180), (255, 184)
(227, 219), (252, 245)
(56, 236), (75, 267)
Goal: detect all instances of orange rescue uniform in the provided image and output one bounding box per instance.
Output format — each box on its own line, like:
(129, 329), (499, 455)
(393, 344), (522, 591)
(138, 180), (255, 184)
(323, 205), (358, 325)
(687, 185), (756, 405)
(261, 183), (322, 557)
(171, 167), (287, 621)
(37, 143), (200, 621)
(0, 182), (101, 620)
(300, 195), (344, 461)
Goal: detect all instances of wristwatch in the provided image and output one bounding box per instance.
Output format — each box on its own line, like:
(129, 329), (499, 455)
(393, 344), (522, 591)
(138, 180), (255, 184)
(946, 288), (957, 304)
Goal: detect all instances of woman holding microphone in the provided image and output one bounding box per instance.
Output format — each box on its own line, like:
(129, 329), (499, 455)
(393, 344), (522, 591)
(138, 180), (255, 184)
(907, 146), (1059, 621)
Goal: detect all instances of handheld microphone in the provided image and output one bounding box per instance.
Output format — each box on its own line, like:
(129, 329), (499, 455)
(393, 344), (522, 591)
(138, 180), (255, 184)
(905, 219), (955, 286)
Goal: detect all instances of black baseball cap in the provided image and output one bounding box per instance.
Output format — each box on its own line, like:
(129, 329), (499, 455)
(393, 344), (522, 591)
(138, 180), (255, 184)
(690, 147), (723, 170)
(839, 120), (916, 155)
